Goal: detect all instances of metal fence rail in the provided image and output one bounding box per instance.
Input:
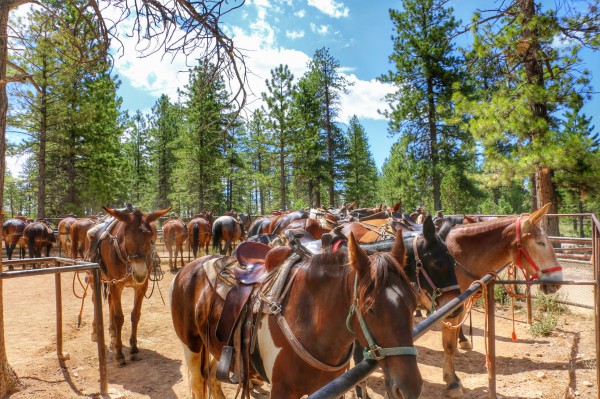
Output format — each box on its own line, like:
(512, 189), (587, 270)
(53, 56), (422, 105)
(0, 258), (108, 395)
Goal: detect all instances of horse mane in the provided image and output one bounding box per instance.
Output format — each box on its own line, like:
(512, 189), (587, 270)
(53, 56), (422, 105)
(451, 215), (516, 236)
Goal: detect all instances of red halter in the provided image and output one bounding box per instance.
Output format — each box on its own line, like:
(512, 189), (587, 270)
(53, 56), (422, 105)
(515, 216), (563, 280)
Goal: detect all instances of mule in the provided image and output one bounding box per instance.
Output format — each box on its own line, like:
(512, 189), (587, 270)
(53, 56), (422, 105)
(269, 210), (309, 234)
(163, 218), (188, 271)
(170, 229), (423, 399)
(438, 204), (563, 398)
(247, 216), (274, 236)
(212, 215), (244, 255)
(23, 221), (56, 259)
(188, 214), (213, 260)
(281, 217), (330, 239)
(70, 218), (98, 259)
(2, 218), (28, 261)
(57, 214), (78, 256)
(89, 206), (171, 366)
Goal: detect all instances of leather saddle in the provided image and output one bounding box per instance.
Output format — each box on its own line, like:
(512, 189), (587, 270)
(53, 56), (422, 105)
(284, 229), (322, 256)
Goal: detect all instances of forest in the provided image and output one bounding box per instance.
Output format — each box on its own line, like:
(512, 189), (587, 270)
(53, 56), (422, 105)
(3, 0), (600, 229)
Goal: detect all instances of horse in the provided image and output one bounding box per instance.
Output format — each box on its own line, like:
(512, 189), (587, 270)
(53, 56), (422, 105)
(245, 233), (286, 247)
(23, 221), (56, 259)
(2, 218), (28, 261)
(437, 203), (563, 399)
(280, 217), (330, 239)
(57, 214), (77, 256)
(162, 218), (188, 271)
(70, 218), (98, 259)
(269, 210), (309, 234)
(212, 215), (244, 255)
(247, 216), (274, 236)
(170, 229), (423, 398)
(88, 206), (171, 366)
(188, 214), (213, 260)
(353, 215), (461, 398)
(341, 221), (399, 244)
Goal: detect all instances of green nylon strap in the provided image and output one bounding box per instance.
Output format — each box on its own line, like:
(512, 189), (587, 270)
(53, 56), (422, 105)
(347, 275), (418, 360)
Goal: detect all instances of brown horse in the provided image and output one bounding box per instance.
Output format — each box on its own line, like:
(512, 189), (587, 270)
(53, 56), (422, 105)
(70, 218), (98, 259)
(170, 230), (422, 399)
(212, 215), (244, 255)
(23, 221), (56, 258)
(89, 206), (171, 366)
(341, 220), (398, 244)
(188, 214), (213, 259)
(281, 217), (330, 239)
(438, 204), (563, 398)
(162, 218), (188, 271)
(247, 215), (274, 236)
(57, 214), (78, 256)
(2, 218), (28, 261)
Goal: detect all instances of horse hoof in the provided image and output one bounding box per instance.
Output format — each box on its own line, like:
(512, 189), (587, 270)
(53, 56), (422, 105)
(130, 353), (140, 362)
(459, 340), (472, 350)
(446, 385), (464, 399)
(250, 379), (264, 389)
(115, 355), (127, 367)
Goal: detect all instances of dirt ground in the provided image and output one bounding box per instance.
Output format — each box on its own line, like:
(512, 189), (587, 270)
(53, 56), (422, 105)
(2, 256), (598, 399)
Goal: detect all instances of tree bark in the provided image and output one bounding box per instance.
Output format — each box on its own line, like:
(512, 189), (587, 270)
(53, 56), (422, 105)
(0, 2), (21, 395)
(37, 54), (48, 218)
(520, 0), (559, 236)
(279, 136), (286, 210)
(426, 75), (441, 211)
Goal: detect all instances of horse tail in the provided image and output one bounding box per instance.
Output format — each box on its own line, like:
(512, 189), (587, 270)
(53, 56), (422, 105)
(248, 220), (260, 237)
(212, 220), (222, 252)
(192, 223), (199, 252)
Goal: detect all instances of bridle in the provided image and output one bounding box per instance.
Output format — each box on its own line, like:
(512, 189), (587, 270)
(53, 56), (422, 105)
(412, 236), (460, 311)
(106, 223), (151, 285)
(514, 216), (562, 281)
(346, 274), (418, 360)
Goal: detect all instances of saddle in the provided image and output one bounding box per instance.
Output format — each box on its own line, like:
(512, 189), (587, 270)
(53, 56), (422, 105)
(283, 229), (322, 256)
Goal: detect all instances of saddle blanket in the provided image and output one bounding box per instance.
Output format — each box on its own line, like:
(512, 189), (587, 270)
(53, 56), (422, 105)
(202, 256), (239, 300)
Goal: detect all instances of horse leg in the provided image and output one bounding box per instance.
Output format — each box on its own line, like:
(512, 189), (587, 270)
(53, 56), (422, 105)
(179, 242), (185, 268)
(458, 326), (472, 350)
(129, 280), (148, 360)
(441, 317), (464, 398)
(6, 242), (15, 260)
(167, 242), (174, 271)
(109, 284), (127, 366)
(225, 240), (231, 256)
(46, 244), (51, 257)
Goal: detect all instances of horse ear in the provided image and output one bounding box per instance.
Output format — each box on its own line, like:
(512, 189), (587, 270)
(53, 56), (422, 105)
(146, 207), (172, 224)
(423, 215), (436, 243)
(530, 203), (552, 225)
(348, 232), (370, 276)
(391, 229), (406, 267)
(348, 201), (356, 210)
(438, 219), (452, 242)
(103, 206), (130, 222)
(393, 202), (401, 212)
(377, 203), (382, 211)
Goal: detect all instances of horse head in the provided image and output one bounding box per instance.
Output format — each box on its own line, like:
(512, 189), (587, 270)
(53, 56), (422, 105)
(409, 216), (461, 312)
(347, 231), (423, 399)
(103, 206), (171, 284)
(515, 203), (563, 294)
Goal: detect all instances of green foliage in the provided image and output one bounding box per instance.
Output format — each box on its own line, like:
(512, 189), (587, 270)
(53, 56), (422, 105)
(344, 116), (379, 205)
(529, 292), (566, 337)
(529, 313), (558, 338)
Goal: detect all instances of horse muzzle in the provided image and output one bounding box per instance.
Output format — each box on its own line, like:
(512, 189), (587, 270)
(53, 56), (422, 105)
(383, 358), (423, 399)
(539, 269), (563, 295)
(130, 259), (149, 284)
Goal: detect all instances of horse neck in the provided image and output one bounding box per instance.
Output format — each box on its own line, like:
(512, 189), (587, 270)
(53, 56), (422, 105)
(284, 261), (355, 359)
(447, 218), (515, 282)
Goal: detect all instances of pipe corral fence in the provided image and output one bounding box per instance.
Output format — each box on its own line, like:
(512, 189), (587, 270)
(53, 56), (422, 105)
(0, 258), (108, 395)
(1, 213), (599, 398)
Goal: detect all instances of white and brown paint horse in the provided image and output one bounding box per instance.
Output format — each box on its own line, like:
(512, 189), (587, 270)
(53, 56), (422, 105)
(170, 230), (423, 398)
(438, 203), (563, 398)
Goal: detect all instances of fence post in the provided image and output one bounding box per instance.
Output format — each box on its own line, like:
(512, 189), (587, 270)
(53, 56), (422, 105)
(487, 280), (497, 399)
(593, 222), (600, 399)
(92, 268), (108, 395)
(55, 271), (64, 360)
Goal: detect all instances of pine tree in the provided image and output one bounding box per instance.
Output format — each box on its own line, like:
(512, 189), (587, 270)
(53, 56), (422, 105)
(307, 48), (350, 207)
(261, 64), (296, 211)
(148, 95), (180, 210)
(244, 109), (274, 214)
(344, 116), (378, 205)
(123, 110), (151, 207)
(381, 0), (468, 212)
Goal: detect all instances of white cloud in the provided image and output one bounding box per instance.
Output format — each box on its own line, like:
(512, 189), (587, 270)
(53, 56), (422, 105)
(286, 30), (305, 39)
(339, 75), (394, 123)
(6, 154), (29, 177)
(294, 9), (306, 18)
(307, 0), (349, 18)
(310, 23), (330, 36)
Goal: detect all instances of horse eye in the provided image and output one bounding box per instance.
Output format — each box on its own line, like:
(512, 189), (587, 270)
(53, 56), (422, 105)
(536, 241), (546, 247)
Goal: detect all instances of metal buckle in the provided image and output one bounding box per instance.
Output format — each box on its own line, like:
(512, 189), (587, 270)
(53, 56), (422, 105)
(434, 288), (442, 297)
(369, 346), (385, 360)
(269, 303), (282, 314)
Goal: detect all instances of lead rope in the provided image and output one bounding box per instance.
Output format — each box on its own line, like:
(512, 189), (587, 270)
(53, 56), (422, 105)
(72, 270), (92, 327)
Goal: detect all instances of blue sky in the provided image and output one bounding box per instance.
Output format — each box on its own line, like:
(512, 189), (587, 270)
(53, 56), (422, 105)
(9, 0), (600, 173)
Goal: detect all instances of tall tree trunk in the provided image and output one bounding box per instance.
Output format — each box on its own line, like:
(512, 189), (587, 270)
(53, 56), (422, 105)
(531, 173), (537, 211)
(520, 0), (559, 236)
(308, 180), (314, 208)
(426, 75), (441, 212)
(1, 3), (21, 396)
(578, 198), (584, 238)
(325, 85), (335, 207)
(315, 178), (321, 208)
(37, 56), (47, 218)
(279, 137), (285, 210)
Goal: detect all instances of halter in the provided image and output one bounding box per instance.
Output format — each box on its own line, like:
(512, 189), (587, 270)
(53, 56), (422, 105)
(346, 275), (418, 360)
(412, 236), (460, 311)
(105, 223), (151, 285)
(514, 216), (562, 281)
